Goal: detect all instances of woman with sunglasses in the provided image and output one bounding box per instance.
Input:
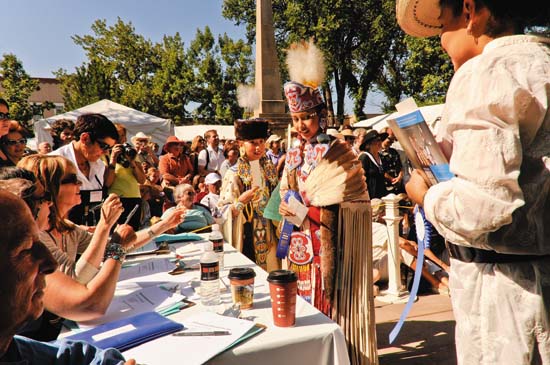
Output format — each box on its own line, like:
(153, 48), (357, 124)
(15, 155), (186, 341)
(0, 120), (29, 168)
(0, 98), (10, 163)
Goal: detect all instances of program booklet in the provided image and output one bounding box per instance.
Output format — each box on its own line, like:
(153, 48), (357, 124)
(387, 108), (453, 185)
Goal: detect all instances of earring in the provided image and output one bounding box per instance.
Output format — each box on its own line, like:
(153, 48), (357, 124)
(319, 117), (327, 132)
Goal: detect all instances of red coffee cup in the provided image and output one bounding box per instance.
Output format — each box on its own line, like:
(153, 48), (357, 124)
(267, 270), (298, 327)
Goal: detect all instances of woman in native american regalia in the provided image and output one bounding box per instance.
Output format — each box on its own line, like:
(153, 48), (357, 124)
(278, 40), (377, 364)
(219, 118), (281, 272)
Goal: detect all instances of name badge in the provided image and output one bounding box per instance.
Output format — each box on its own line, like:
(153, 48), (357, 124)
(90, 190), (103, 203)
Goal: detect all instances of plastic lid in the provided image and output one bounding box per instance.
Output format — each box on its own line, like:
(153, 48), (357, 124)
(228, 267), (256, 280)
(266, 270), (297, 284)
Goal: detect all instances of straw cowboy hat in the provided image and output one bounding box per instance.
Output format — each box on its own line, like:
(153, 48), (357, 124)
(396, 0), (442, 37)
(131, 131), (152, 145)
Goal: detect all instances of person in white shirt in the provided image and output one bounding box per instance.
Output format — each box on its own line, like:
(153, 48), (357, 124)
(200, 172), (222, 220)
(398, 0), (550, 363)
(50, 113), (118, 226)
(197, 129), (224, 176)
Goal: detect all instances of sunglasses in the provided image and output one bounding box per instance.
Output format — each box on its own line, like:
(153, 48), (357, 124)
(0, 112), (9, 120)
(4, 138), (27, 146)
(95, 139), (112, 152)
(60, 173), (82, 185)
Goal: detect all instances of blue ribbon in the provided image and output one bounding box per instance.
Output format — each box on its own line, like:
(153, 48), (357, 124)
(276, 190), (302, 259)
(389, 205), (432, 344)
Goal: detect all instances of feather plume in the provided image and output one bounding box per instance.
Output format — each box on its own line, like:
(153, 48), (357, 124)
(236, 84), (260, 113)
(286, 40), (326, 89)
(304, 140), (367, 206)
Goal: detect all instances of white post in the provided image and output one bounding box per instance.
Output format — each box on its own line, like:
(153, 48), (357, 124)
(377, 193), (409, 303)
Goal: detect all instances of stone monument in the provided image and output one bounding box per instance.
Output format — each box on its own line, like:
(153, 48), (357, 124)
(254, 0), (290, 134)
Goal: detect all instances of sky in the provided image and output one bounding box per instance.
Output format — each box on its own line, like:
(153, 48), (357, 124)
(0, 0), (383, 114)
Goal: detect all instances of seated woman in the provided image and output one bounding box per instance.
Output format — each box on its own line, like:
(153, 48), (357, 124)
(13, 155), (186, 341)
(162, 183), (214, 233)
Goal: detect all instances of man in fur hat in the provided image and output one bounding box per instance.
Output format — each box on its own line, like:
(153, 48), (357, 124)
(278, 40), (376, 364)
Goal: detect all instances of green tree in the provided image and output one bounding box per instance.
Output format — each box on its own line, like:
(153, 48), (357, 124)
(223, 0), (399, 121)
(58, 19), (253, 124)
(0, 54), (40, 129)
(376, 35), (453, 112)
(150, 33), (193, 121)
(223, 0), (456, 117)
(187, 27), (253, 124)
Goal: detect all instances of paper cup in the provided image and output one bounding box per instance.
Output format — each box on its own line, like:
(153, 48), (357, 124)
(228, 268), (256, 310)
(267, 270), (298, 327)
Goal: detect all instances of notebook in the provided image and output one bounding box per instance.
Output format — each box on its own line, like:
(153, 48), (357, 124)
(66, 311), (183, 352)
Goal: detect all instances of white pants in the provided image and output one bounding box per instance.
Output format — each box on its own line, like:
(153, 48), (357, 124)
(450, 258), (550, 365)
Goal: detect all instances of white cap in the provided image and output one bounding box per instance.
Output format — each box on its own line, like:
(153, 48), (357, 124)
(205, 172), (221, 185)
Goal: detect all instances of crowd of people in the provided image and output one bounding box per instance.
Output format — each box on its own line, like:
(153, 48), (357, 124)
(0, 0), (548, 363)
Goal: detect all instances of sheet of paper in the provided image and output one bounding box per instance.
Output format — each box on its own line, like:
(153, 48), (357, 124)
(118, 258), (175, 282)
(250, 160), (262, 188)
(175, 242), (201, 256)
(79, 285), (185, 328)
(123, 312), (257, 365)
(285, 195), (308, 227)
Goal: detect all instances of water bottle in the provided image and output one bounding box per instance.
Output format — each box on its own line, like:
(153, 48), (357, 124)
(209, 224), (224, 271)
(200, 241), (220, 307)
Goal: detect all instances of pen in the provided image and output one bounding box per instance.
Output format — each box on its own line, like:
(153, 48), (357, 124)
(172, 330), (231, 337)
(124, 204), (140, 225)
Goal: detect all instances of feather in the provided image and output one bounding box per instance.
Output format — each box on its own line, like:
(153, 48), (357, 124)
(236, 84), (260, 112)
(286, 40), (326, 89)
(304, 140), (367, 206)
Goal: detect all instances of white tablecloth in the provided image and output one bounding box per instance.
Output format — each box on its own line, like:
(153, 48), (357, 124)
(75, 239), (350, 365)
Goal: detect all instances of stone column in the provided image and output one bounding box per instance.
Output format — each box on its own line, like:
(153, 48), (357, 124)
(377, 193), (410, 303)
(254, 0), (290, 135)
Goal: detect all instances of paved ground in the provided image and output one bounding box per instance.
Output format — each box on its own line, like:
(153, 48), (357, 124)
(375, 293), (457, 365)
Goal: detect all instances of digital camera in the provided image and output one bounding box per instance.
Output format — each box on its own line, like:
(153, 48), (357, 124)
(117, 143), (138, 168)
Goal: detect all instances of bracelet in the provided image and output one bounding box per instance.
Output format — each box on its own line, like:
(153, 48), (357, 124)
(147, 228), (156, 239)
(235, 202), (245, 212)
(104, 242), (127, 263)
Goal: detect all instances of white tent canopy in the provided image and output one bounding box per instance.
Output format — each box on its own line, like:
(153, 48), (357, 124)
(354, 104), (445, 131)
(34, 99), (174, 148)
(174, 125), (235, 142)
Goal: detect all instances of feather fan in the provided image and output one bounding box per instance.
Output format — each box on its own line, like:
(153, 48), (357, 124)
(286, 40), (326, 89)
(303, 140), (367, 206)
(236, 84), (260, 113)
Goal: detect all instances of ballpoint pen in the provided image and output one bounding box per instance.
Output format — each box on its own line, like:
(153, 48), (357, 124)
(172, 330), (231, 337)
(124, 204), (140, 225)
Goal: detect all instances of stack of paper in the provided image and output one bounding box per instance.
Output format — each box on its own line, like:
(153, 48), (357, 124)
(79, 285), (185, 328)
(124, 312), (265, 364)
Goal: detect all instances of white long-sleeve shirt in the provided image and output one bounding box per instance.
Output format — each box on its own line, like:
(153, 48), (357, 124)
(424, 35), (550, 255)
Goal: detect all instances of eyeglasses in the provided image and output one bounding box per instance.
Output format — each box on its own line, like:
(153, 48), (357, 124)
(4, 138), (27, 146)
(95, 139), (112, 152)
(60, 173), (82, 185)
(0, 112), (10, 120)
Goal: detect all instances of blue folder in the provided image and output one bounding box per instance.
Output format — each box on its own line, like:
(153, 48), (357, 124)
(154, 232), (204, 243)
(66, 311), (183, 352)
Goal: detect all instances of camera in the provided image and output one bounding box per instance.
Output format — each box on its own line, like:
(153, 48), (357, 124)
(117, 143), (138, 168)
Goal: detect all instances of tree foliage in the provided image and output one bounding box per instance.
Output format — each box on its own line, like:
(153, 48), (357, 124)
(376, 35), (453, 112)
(223, 0), (453, 117)
(0, 54), (41, 130)
(57, 19), (253, 124)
